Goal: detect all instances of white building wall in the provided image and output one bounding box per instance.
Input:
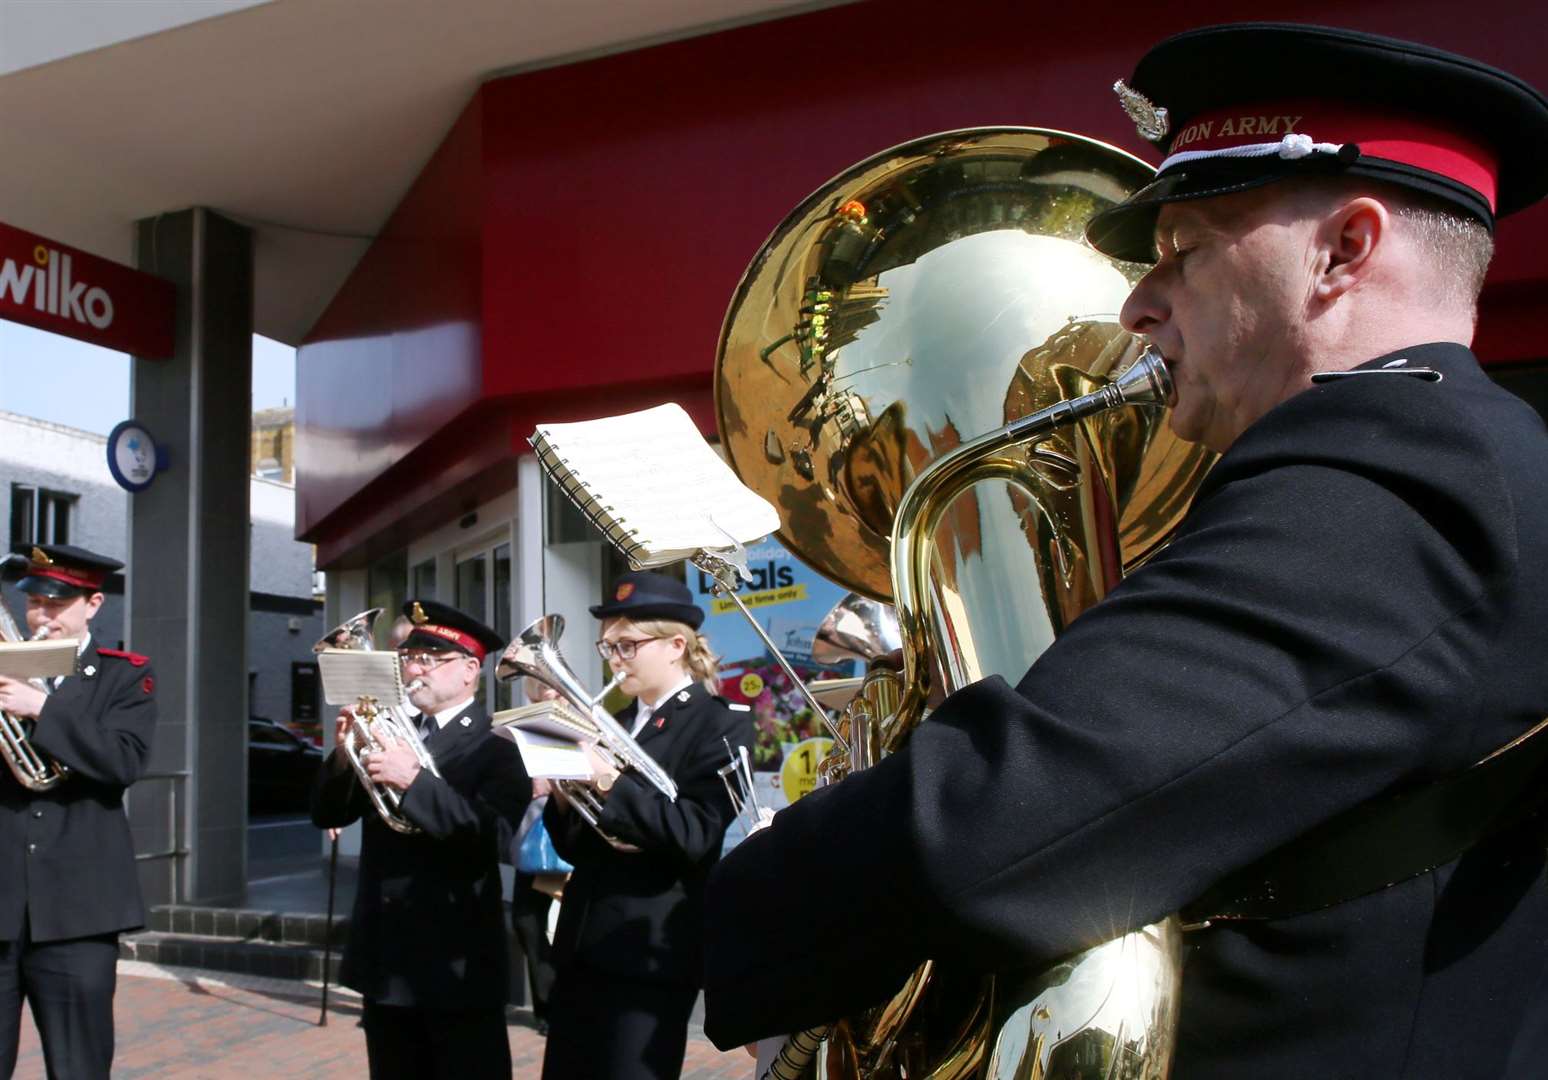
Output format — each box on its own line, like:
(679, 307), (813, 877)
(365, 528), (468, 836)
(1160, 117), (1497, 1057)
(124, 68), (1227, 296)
(250, 476), (313, 596)
(1, 409), (323, 726)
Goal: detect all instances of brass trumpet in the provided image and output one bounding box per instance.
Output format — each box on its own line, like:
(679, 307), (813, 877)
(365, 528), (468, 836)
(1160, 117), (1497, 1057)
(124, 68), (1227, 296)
(0, 557), (70, 792)
(496, 614), (678, 853)
(314, 608), (440, 836)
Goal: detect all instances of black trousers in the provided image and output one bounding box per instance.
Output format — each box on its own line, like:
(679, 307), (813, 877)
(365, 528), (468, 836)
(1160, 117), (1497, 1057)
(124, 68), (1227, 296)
(510, 876), (555, 1020)
(361, 998), (511, 1080)
(0, 927), (118, 1080)
(541, 964), (698, 1080)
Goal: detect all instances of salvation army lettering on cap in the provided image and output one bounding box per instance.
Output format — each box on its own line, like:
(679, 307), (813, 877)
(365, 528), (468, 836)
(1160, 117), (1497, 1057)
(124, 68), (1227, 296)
(1169, 111), (1308, 151)
(1087, 23), (1548, 264)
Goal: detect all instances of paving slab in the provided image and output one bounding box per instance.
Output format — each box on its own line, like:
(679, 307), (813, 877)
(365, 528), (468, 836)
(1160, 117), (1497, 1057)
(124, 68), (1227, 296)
(12, 961), (751, 1079)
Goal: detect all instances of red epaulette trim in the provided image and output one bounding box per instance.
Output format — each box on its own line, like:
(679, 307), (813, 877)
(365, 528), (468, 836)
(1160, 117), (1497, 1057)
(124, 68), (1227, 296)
(98, 648), (150, 667)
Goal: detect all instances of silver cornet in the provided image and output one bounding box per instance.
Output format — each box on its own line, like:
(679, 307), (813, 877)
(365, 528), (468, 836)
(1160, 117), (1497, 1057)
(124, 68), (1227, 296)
(496, 614), (677, 853)
(314, 608), (440, 836)
(0, 557), (70, 792)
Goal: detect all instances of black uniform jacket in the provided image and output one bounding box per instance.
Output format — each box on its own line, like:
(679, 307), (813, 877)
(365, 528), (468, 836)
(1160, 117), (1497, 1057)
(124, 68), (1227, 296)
(545, 682), (752, 989)
(0, 640), (157, 943)
(310, 700), (529, 1009)
(703, 343), (1548, 1078)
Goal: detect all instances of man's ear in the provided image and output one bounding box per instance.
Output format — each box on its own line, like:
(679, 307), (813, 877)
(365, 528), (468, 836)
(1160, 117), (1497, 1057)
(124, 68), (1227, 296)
(83, 591), (105, 619)
(1315, 196), (1387, 302)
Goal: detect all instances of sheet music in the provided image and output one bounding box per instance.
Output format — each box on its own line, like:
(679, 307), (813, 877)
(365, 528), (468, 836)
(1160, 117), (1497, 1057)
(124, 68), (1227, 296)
(492, 700), (598, 742)
(506, 728), (596, 781)
(533, 403), (780, 564)
(0, 638), (80, 679)
(317, 649), (404, 707)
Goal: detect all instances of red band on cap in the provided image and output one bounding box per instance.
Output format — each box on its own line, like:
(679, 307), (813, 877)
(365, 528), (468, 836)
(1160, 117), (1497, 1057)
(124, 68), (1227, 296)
(416, 623), (486, 661)
(31, 565), (106, 590)
(1166, 98), (1499, 211)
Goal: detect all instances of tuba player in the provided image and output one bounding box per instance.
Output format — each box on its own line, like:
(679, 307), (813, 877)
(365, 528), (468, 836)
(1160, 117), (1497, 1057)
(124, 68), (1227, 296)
(703, 24), (1548, 1078)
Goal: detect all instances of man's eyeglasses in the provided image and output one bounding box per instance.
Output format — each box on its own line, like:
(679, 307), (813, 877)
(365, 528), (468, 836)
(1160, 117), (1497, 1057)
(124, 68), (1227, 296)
(398, 652), (461, 672)
(594, 637), (660, 661)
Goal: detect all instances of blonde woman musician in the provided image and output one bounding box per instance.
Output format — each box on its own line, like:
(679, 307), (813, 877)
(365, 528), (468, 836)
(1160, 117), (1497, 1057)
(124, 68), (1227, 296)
(540, 571), (753, 1080)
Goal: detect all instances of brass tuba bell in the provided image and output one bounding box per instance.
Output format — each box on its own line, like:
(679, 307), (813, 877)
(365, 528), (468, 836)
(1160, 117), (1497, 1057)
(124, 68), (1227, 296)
(714, 128), (1216, 1079)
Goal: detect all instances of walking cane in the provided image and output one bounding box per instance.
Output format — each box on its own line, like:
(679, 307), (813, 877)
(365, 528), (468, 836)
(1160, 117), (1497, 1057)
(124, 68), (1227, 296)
(318, 829), (340, 1026)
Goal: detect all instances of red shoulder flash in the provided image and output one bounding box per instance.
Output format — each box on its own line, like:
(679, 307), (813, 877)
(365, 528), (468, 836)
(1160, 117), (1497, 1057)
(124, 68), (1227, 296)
(142, 676), (155, 695)
(99, 648), (150, 667)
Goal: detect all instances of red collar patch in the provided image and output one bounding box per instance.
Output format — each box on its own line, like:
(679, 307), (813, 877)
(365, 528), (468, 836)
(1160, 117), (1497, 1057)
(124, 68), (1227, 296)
(98, 648), (149, 667)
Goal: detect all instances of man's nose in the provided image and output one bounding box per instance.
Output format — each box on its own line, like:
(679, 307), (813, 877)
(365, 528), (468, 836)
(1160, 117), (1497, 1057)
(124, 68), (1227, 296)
(1119, 271), (1168, 336)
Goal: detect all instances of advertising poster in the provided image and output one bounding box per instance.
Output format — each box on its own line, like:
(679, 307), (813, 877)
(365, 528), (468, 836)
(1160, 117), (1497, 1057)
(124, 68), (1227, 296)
(690, 539), (859, 844)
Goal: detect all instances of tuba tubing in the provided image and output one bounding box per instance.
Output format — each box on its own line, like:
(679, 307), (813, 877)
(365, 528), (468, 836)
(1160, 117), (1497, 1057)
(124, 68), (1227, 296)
(888, 348), (1174, 747)
(764, 349), (1182, 1080)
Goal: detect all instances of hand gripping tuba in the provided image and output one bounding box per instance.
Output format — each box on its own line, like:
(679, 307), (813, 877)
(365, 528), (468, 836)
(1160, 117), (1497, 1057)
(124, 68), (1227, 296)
(713, 129), (1215, 1079)
(314, 608), (439, 836)
(0, 555), (70, 792)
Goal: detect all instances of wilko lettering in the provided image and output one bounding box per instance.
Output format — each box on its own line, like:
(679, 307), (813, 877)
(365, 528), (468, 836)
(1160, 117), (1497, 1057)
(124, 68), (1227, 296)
(0, 220), (174, 358)
(1172, 114), (1303, 151)
(0, 247), (115, 330)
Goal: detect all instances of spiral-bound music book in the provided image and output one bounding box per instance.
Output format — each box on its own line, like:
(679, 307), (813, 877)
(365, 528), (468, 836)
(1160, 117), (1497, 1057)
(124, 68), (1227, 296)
(530, 403), (781, 567)
(0, 638), (79, 680)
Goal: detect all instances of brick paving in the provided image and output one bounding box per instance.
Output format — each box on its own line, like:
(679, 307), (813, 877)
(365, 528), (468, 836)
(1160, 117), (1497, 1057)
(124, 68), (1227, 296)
(12, 961), (750, 1079)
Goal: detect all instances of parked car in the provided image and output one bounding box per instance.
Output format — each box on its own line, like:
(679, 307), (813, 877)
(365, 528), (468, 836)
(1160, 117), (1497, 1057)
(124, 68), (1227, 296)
(248, 717), (324, 814)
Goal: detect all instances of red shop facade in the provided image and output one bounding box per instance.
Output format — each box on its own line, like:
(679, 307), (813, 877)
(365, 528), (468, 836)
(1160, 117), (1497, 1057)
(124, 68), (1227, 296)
(295, 0), (1548, 703)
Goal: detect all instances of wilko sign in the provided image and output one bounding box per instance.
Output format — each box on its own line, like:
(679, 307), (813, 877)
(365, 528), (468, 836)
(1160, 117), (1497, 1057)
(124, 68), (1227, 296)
(0, 221), (175, 358)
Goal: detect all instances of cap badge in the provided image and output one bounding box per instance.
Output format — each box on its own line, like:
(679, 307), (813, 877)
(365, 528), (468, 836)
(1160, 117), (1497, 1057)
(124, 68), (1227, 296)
(411, 602), (428, 625)
(30, 547), (52, 567)
(616, 583), (635, 602)
(1114, 79), (1170, 142)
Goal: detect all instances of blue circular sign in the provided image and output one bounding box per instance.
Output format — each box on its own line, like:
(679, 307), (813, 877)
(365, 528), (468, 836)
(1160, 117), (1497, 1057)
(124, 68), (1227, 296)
(106, 419), (161, 493)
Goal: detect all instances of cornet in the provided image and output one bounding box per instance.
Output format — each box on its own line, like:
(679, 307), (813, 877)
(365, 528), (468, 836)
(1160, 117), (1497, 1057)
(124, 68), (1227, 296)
(496, 614), (678, 853)
(0, 556), (70, 792)
(314, 608), (440, 836)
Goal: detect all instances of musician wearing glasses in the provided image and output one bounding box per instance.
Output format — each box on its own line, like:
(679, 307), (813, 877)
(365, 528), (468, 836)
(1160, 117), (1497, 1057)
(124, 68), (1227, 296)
(539, 571), (752, 1080)
(310, 599), (529, 1079)
(702, 25), (1548, 1080)
(0, 544), (155, 1080)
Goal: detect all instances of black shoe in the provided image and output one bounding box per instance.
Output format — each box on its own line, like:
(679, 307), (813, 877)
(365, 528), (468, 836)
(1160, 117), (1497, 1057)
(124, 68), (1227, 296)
(535, 1019), (549, 1037)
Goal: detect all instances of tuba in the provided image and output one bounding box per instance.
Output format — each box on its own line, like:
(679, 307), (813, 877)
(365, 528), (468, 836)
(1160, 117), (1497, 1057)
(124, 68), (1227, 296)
(714, 129), (1215, 1078)
(495, 614), (679, 853)
(313, 608), (440, 835)
(0, 556), (70, 792)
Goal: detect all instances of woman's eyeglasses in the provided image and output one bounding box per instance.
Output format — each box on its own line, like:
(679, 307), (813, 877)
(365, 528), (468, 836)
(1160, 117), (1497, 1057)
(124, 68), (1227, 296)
(594, 637), (660, 661)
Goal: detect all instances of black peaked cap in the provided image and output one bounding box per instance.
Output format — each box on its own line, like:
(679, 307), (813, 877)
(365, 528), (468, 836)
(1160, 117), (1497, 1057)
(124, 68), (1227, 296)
(1087, 23), (1548, 262)
(399, 598), (504, 660)
(589, 571), (704, 630)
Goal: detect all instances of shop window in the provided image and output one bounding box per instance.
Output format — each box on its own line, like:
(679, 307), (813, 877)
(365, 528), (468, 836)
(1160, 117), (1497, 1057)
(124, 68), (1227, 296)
(412, 558), (437, 601)
(545, 475), (597, 544)
(367, 549), (408, 649)
(493, 543), (512, 711)
(10, 484), (75, 547)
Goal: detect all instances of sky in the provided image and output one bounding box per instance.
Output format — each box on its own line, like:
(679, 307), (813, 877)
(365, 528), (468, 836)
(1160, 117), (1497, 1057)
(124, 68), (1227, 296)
(0, 319), (295, 435)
